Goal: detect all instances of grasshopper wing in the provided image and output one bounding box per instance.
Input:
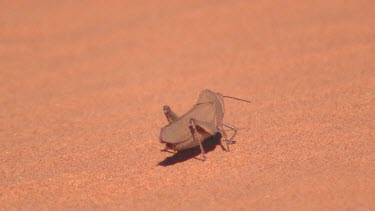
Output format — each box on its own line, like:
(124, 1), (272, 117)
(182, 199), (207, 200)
(160, 116), (191, 144)
(191, 119), (218, 135)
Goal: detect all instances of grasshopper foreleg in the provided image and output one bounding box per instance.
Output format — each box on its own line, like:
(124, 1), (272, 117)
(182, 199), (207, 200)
(220, 123), (238, 152)
(223, 123), (238, 146)
(223, 123), (238, 144)
(220, 128), (230, 152)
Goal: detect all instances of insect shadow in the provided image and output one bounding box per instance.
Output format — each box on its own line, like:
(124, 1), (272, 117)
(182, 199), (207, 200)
(158, 133), (228, 166)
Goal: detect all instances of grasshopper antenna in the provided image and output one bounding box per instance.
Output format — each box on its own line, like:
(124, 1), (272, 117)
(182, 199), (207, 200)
(222, 95), (252, 103)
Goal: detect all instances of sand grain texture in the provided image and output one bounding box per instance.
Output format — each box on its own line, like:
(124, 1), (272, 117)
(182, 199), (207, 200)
(1, 0), (375, 210)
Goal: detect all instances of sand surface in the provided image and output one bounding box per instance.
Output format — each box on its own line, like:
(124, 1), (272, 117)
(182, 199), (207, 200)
(1, 1), (375, 210)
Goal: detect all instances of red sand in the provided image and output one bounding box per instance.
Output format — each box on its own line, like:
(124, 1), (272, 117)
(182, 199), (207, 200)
(1, 1), (375, 210)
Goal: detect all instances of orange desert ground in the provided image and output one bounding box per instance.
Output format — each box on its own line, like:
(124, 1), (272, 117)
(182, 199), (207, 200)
(1, 1), (374, 210)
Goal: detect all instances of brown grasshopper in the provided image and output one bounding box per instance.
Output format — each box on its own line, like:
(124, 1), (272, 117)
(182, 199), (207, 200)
(159, 89), (251, 161)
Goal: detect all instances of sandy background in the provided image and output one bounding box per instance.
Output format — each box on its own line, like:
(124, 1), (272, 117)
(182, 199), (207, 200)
(1, 0), (375, 210)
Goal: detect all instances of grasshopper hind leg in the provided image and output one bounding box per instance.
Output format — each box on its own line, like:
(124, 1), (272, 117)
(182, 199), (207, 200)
(189, 118), (207, 161)
(163, 105), (179, 123)
(161, 146), (177, 154)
